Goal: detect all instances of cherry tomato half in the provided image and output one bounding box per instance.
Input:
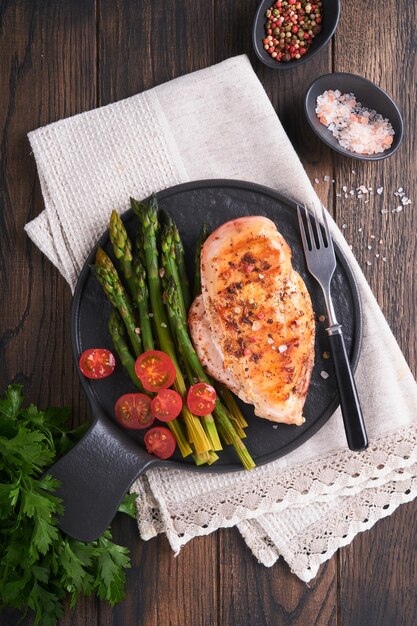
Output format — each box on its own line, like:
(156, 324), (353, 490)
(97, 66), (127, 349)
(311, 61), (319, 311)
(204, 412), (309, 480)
(187, 383), (217, 416)
(144, 426), (176, 459)
(151, 389), (183, 422)
(79, 348), (116, 379)
(135, 350), (176, 392)
(114, 393), (154, 430)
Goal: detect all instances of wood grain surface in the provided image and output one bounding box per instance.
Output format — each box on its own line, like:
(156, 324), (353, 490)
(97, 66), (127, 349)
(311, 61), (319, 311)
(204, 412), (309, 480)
(0, 1), (416, 625)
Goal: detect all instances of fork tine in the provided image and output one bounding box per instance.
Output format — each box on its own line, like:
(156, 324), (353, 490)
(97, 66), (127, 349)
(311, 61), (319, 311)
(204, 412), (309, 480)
(321, 203), (333, 250)
(297, 205), (310, 252)
(313, 206), (325, 248)
(303, 204), (316, 249)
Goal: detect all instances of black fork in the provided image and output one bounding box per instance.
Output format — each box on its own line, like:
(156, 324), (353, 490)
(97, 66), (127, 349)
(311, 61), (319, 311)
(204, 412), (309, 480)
(297, 204), (368, 452)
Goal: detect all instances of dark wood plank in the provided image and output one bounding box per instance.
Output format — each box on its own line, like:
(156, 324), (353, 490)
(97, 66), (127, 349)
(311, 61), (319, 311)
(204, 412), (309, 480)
(1, 1), (416, 626)
(333, 1), (417, 624)
(219, 528), (337, 626)
(98, 2), (219, 625)
(213, 2), (339, 624)
(0, 1), (98, 624)
(99, 518), (218, 626)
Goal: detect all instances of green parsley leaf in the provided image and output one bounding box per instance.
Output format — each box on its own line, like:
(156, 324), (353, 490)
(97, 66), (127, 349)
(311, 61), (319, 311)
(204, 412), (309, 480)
(117, 492), (138, 519)
(0, 385), (132, 624)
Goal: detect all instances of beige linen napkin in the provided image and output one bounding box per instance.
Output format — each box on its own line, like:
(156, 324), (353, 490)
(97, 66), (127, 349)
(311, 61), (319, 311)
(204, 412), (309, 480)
(25, 55), (417, 582)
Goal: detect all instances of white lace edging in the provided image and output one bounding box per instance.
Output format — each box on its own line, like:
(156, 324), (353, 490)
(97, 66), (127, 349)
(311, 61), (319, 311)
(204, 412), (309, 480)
(238, 469), (417, 582)
(131, 423), (417, 564)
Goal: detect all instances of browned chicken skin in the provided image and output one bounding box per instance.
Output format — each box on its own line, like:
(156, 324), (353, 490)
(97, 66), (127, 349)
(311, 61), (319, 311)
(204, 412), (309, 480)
(189, 216), (315, 425)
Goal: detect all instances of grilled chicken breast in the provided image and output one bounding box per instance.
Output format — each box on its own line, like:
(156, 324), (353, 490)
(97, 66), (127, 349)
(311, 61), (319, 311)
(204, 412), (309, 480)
(189, 216), (315, 425)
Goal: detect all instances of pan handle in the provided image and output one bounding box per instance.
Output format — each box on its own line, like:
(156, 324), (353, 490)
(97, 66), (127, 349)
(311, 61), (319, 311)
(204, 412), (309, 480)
(47, 416), (159, 542)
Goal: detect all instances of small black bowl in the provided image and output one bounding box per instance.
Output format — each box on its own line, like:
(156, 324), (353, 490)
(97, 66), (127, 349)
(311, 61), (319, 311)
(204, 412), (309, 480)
(252, 0), (340, 70)
(304, 73), (404, 161)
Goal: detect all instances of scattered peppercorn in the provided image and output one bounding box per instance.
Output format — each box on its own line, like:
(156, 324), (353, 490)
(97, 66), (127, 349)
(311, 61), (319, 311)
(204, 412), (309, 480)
(263, 0), (323, 63)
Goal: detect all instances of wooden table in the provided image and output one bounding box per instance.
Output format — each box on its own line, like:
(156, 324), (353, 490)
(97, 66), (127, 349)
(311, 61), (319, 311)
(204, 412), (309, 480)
(1, 1), (416, 625)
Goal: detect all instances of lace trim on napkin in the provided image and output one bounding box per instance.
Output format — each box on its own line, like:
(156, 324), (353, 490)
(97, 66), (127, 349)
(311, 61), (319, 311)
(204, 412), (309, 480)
(238, 465), (417, 581)
(131, 423), (417, 559)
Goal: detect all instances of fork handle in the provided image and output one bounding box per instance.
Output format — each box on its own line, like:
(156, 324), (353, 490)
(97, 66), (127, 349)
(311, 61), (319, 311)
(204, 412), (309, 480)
(327, 328), (368, 452)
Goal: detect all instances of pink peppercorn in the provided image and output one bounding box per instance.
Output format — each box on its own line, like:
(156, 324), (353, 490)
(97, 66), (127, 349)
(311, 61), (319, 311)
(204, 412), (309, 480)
(263, 0), (323, 63)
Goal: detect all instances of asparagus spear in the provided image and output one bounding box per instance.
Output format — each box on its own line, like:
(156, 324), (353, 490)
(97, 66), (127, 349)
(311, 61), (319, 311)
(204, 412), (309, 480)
(93, 249), (142, 357)
(217, 385), (248, 431)
(160, 237), (221, 450)
(109, 210), (137, 299)
(171, 220), (191, 312)
(193, 223), (210, 298)
(133, 257), (154, 352)
(108, 310), (143, 391)
(165, 278), (255, 470)
(131, 195), (211, 455)
(160, 223), (187, 322)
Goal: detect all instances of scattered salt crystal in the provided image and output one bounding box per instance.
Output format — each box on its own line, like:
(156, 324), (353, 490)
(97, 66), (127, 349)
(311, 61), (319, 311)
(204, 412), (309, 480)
(380, 209), (388, 214)
(370, 235), (375, 239)
(379, 239), (383, 244)
(148, 312), (154, 317)
(357, 185), (368, 194)
(161, 322), (167, 328)
(352, 170), (356, 174)
(366, 261), (372, 266)
(324, 175), (331, 182)
(364, 200), (369, 204)
(272, 424), (278, 429)
(271, 346), (276, 350)
(314, 178), (320, 184)
(367, 245), (372, 250)
(332, 179), (335, 183)
(357, 194), (363, 199)
(344, 194), (349, 199)
(358, 227), (363, 232)
(377, 187), (383, 195)
(396, 206), (403, 212)
(349, 190), (355, 195)
(267, 337), (274, 345)
(382, 257), (387, 262)
(336, 193), (342, 197)
(248, 298), (254, 304)
(342, 224), (347, 229)
(401, 196), (409, 205)
(258, 273), (265, 279)
(321, 371), (329, 379)
(252, 321), (261, 331)
(278, 345), (288, 353)
(398, 187), (403, 192)
(375, 254), (380, 258)
(342, 186), (348, 192)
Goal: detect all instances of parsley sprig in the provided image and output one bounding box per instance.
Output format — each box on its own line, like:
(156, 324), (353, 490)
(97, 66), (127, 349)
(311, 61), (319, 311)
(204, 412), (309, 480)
(0, 385), (137, 625)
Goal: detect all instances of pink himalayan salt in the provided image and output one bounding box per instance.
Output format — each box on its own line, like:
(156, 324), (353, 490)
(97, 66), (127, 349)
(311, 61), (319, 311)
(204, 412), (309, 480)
(316, 89), (395, 155)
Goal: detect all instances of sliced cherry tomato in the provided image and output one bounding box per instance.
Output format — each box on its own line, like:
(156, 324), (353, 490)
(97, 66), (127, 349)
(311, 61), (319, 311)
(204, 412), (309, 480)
(114, 393), (154, 430)
(135, 350), (176, 392)
(151, 389), (182, 422)
(79, 348), (116, 379)
(187, 383), (217, 416)
(144, 426), (176, 459)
